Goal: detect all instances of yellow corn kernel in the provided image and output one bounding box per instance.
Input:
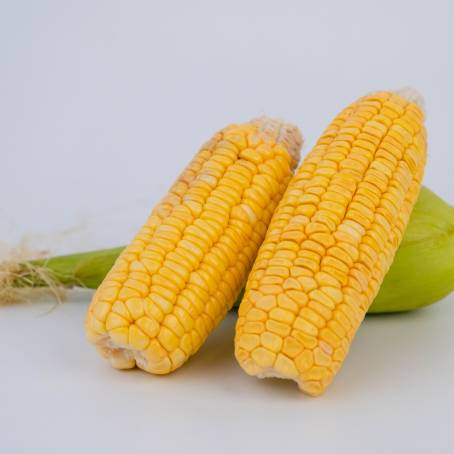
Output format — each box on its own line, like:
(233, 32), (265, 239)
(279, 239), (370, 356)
(86, 117), (302, 374)
(235, 90), (427, 396)
(281, 336), (304, 358)
(266, 319), (291, 337)
(251, 347), (276, 369)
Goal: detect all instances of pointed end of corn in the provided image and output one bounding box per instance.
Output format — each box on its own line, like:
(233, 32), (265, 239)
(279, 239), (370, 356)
(252, 117), (303, 167)
(391, 86), (425, 112)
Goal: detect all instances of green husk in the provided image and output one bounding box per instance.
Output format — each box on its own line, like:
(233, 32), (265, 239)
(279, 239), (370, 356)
(1, 186), (453, 313)
(0, 247), (122, 304)
(25, 247), (123, 289)
(369, 186), (454, 312)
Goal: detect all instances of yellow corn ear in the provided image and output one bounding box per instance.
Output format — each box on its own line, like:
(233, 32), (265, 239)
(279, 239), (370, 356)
(85, 118), (302, 374)
(235, 90), (427, 396)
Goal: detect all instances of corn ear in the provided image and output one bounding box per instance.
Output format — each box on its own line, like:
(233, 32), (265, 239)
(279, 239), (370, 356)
(235, 90), (427, 395)
(85, 118), (302, 374)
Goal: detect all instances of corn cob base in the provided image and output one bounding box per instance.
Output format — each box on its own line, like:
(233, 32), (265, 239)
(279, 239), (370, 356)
(86, 118), (302, 374)
(235, 90), (427, 396)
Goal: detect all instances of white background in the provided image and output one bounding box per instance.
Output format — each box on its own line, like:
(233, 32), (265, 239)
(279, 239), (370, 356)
(1, 1), (454, 453)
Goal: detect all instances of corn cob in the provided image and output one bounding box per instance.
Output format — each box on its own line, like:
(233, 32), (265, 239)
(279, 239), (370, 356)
(235, 90), (427, 396)
(85, 118), (302, 373)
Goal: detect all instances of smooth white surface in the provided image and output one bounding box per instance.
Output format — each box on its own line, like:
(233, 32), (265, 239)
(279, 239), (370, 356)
(2, 1), (454, 453)
(1, 295), (454, 453)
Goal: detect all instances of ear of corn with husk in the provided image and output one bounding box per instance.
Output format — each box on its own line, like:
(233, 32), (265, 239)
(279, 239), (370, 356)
(1, 186), (453, 314)
(235, 90), (427, 396)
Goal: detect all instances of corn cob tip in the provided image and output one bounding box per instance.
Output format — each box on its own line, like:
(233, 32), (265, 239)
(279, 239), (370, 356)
(390, 87), (425, 112)
(252, 117), (303, 166)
